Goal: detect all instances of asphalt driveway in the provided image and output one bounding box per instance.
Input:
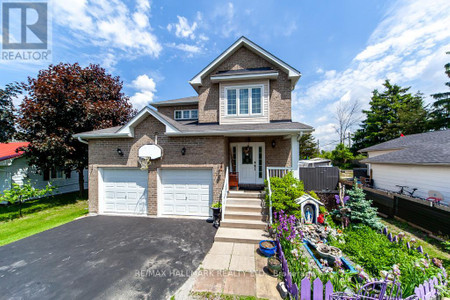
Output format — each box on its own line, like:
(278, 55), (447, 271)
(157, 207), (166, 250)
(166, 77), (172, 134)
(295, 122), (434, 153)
(0, 216), (216, 300)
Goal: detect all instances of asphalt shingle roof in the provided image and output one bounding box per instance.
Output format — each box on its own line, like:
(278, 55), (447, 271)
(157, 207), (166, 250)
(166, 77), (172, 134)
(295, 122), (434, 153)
(74, 107), (313, 137)
(360, 130), (450, 165)
(150, 96), (198, 107)
(0, 142), (29, 161)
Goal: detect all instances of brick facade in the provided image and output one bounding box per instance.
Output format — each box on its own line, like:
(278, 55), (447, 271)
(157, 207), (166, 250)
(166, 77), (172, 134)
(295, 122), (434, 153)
(157, 105), (198, 119)
(198, 47), (292, 123)
(88, 114), (227, 215)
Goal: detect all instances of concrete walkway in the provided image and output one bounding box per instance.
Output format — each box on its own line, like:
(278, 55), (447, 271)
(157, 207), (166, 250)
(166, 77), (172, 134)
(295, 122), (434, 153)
(190, 242), (281, 299)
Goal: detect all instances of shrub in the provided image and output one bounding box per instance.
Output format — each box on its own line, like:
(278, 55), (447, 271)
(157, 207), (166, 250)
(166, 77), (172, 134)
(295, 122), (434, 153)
(266, 172), (305, 218)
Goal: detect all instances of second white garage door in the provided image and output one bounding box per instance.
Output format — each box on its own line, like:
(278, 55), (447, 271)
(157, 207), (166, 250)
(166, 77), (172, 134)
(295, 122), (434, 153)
(161, 169), (212, 217)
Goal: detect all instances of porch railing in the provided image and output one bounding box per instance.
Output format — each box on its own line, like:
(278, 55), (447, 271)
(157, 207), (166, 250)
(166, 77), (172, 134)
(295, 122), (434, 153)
(266, 167), (295, 224)
(221, 167), (229, 221)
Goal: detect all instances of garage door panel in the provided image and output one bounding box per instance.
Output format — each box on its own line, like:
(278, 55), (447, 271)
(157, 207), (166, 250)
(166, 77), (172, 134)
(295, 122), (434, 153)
(101, 169), (148, 215)
(161, 169), (212, 217)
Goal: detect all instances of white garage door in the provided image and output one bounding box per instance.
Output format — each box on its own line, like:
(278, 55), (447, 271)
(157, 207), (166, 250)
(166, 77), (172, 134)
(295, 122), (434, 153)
(100, 169), (148, 215)
(161, 169), (212, 217)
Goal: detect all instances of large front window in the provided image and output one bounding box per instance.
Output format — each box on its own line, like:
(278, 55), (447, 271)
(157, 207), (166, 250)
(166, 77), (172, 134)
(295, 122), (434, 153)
(226, 86), (262, 116)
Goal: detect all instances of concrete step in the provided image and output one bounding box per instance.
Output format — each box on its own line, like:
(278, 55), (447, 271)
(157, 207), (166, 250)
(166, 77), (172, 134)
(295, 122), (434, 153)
(226, 204), (262, 213)
(224, 211), (263, 221)
(227, 198), (262, 206)
(221, 219), (267, 230)
(214, 227), (268, 244)
(228, 191), (263, 199)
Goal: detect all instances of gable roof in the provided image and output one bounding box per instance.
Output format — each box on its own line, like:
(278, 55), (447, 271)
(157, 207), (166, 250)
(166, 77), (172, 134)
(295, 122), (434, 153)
(360, 130), (450, 165)
(0, 142), (29, 162)
(73, 107), (181, 139)
(151, 96), (198, 107)
(189, 36), (301, 90)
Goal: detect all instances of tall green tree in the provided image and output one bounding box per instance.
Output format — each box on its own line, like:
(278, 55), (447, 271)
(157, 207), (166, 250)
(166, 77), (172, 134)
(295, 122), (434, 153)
(17, 63), (136, 195)
(0, 83), (22, 142)
(352, 80), (428, 151)
(299, 133), (319, 159)
(429, 52), (450, 130)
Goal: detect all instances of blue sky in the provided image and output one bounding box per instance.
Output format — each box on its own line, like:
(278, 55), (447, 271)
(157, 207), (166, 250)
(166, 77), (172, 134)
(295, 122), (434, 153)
(1, 0), (449, 149)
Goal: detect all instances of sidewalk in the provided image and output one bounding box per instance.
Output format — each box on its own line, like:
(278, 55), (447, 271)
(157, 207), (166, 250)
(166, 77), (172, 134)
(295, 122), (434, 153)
(190, 242), (281, 299)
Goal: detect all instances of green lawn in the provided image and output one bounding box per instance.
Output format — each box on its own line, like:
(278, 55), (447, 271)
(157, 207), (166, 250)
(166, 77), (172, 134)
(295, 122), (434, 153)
(0, 192), (89, 246)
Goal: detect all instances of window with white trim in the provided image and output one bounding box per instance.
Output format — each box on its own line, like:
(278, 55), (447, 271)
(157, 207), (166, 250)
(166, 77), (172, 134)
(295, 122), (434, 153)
(174, 109), (198, 120)
(226, 86), (263, 116)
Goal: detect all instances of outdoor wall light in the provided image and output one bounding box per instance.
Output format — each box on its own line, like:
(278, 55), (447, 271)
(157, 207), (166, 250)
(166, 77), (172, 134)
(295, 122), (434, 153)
(117, 148), (124, 156)
(272, 140), (276, 148)
(181, 147), (186, 155)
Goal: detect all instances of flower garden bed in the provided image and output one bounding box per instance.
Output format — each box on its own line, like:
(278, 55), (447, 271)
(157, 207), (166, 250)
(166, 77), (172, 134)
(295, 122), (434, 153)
(267, 174), (449, 299)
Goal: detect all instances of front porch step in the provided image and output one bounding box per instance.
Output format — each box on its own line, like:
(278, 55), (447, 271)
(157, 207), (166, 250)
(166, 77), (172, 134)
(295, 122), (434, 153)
(226, 204), (262, 213)
(228, 191), (263, 199)
(224, 211), (263, 221)
(227, 198), (262, 206)
(214, 227), (268, 244)
(221, 219), (267, 230)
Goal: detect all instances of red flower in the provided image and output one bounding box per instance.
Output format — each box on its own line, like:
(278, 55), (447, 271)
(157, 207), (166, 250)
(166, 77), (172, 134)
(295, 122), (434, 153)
(318, 214), (325, 224)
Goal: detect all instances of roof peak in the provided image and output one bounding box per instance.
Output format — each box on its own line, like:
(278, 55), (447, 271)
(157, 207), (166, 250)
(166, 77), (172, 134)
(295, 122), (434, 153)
(189, 36), (301, 91)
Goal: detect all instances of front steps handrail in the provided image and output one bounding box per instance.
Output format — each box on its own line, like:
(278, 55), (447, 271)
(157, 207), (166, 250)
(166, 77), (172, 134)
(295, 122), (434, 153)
(221, 167), (229, 221)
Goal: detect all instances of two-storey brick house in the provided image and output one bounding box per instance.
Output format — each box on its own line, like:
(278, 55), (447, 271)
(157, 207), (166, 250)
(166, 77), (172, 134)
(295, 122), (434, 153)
(74, 37), (313, 218)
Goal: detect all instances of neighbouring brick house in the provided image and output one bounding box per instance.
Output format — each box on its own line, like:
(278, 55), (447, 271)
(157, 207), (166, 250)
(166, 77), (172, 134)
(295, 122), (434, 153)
(74, 37), (313, 217)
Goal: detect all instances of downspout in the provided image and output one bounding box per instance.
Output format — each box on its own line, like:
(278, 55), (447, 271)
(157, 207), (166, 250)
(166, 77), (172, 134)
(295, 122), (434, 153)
(78, 137), (88, 144)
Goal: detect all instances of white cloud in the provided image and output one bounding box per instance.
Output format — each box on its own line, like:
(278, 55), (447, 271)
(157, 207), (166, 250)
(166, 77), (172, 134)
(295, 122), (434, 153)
(167, 16), (198, 40)
(167, 43), (202, 55)
(212, 2), (239, 38)
(130, 74), (157, 109)
(53, 0), (161, 58)
(295, 0), (450, 150)
(136, 0), (150, 12)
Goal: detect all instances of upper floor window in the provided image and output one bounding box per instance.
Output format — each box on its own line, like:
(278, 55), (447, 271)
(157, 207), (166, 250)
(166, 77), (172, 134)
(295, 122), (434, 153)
(174, 109), (198, 120)
(226, 85), (262, 116)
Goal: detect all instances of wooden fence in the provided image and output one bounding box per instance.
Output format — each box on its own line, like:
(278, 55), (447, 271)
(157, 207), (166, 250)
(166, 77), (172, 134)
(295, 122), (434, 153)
(342, 180), (450, 235)
(299, 167), (339, 191)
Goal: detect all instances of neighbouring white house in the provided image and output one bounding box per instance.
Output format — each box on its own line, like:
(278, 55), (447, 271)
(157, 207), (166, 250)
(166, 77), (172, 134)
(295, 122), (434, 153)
(0, 142), (88, 194)
(359, 130), (450, 205)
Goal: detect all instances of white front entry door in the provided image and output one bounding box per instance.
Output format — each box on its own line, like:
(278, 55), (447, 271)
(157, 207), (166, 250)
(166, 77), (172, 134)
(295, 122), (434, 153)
(160, 169), (212, 217)
(100, 168), (148, 215)
(232, 142), (265, 185)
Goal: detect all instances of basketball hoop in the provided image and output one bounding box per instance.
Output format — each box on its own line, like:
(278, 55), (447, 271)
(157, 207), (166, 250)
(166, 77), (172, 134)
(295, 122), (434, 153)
(139, 156), (152, 170)
(138, 144), (163, 170)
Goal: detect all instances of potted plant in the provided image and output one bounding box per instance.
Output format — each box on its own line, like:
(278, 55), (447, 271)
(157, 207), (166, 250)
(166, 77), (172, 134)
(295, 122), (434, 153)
(267, 256), (282, 276)
(211, 202), (222, 227)
(259, 240), (276, 257)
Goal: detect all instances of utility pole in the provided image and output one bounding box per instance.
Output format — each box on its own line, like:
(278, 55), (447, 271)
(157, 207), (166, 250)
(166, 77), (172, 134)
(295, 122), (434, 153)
(348, 132), (351, 148)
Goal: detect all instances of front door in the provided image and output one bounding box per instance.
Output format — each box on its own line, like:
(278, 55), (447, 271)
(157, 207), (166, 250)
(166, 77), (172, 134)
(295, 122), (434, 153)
(231, 142), (265, 185)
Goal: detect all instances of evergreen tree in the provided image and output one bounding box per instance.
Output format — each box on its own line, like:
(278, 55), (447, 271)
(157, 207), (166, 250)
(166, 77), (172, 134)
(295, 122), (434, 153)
(299, 133), (319, 159)
(352, 80), (428, 152)
(346, 183), (383, 230)
(0, 83), (21, 142)
(429, 52), (450, 130)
